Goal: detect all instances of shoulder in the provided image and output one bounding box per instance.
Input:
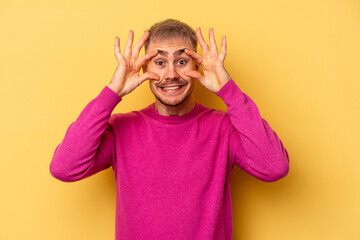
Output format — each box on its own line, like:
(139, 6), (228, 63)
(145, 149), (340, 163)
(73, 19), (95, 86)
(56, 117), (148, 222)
(108, 106), (150, 127)
(197, 104), (231, 125)
(198, 103), (227, 116)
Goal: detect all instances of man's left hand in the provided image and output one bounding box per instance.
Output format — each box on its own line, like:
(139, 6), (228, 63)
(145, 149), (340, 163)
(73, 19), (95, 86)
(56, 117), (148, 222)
(184, 28), (231, 93)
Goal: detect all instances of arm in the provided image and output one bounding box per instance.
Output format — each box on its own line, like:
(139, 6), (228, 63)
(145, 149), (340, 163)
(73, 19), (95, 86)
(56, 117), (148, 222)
(217, 80), (289, 182)
(49, 87), (121, 182)
(50, 30), (160, 182)
(185, 28), (289, 182)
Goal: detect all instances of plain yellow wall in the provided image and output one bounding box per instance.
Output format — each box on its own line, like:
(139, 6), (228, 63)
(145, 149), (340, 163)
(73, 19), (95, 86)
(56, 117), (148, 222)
(1, 0), (359, 239)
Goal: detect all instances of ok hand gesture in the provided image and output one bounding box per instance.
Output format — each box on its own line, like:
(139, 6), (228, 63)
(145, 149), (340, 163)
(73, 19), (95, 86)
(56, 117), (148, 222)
(184, 28), (231, 93)
(108, 31), (160, 97)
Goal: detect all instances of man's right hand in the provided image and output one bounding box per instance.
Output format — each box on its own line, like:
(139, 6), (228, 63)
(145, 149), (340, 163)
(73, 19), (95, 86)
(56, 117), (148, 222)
(108, 30), (159, 97)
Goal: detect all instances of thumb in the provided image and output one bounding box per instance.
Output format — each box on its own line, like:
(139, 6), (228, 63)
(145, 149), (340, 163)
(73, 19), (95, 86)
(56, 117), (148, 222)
(138, 72), (160, 84)
(185, 70), (205, 85)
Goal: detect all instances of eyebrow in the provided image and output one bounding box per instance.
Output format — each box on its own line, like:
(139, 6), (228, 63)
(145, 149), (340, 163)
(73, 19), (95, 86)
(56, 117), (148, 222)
(156, 48), (186, 57)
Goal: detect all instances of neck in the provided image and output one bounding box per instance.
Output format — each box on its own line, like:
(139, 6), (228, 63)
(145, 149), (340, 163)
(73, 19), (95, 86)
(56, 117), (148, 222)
(154, 96), (196, 116)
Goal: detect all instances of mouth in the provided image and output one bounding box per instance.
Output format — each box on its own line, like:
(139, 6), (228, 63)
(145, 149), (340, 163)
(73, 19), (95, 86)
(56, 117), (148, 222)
(159, 85), (184, 93)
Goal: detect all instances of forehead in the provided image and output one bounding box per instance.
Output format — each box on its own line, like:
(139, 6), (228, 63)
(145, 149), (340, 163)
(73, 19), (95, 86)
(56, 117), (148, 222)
(146, 37), (195, 55)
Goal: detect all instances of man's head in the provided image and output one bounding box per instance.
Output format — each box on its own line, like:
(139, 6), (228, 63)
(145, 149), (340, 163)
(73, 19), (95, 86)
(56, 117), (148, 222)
(144, 19), (197, 54)
(143, 19), (198, 109)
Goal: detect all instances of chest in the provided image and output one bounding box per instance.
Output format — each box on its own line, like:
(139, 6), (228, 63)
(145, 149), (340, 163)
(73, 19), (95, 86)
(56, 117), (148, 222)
(113, 119), (230, 191)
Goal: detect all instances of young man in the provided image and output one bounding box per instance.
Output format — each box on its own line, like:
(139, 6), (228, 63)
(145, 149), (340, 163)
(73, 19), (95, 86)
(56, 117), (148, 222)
(50, 19), (289, 240)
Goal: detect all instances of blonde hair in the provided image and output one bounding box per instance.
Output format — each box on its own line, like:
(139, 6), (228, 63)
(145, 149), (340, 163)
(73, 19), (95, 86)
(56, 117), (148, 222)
(144, 18), (197, 53)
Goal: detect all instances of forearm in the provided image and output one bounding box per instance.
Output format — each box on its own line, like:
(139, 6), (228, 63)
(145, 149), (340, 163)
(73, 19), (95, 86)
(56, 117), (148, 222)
(218, 79), (289, 181)
(49, 86), (122, 182)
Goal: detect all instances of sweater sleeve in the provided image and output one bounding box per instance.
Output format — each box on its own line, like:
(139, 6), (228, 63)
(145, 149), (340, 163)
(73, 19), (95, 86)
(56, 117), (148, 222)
(217, 79), (289, 182)
(49, 86), (122, 182)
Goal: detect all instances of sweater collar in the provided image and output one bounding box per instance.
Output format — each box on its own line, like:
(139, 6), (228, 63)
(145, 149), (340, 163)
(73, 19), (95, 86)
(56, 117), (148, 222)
(142, 102), (205, 124)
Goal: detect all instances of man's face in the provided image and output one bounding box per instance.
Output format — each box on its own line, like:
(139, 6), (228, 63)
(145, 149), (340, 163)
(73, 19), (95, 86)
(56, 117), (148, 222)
(144, 38), (197, 107)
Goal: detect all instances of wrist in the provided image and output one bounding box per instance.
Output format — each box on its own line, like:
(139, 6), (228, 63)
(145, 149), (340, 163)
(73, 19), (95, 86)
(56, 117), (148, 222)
(216, 78), (241, 100)
(217, 75), (231, 93)
(108, 83), (123, 97)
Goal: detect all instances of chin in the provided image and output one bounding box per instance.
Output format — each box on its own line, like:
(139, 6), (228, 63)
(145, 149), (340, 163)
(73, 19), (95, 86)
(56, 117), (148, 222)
(156, 95), (190, 107)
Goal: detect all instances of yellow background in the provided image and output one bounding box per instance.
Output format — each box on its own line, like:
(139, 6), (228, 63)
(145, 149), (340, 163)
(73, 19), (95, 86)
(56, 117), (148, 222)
(1, 0), (359, 239)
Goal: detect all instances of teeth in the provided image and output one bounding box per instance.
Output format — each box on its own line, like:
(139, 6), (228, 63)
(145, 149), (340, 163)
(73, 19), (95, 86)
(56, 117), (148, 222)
(162, 86), (181, 90)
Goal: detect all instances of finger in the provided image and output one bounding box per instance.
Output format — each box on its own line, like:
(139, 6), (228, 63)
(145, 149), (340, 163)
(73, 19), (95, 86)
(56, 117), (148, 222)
(184, 49), (203, 65)
(209, 28), (218, 56)
(138, 72), (160, 84)
(138, 49), (158, 66)
(124, 30), (134, 58)
(132, 31), (150, 58)
(196, 28), (210, 54)
(184, 70), (205, 85)
(218, 36), (227, 62)
(114, 36), (122, 61)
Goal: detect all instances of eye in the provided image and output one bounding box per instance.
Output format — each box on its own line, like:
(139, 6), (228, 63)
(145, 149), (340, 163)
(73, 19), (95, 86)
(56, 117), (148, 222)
(155, 61), (164, 66)
(178, 60), (186, 65)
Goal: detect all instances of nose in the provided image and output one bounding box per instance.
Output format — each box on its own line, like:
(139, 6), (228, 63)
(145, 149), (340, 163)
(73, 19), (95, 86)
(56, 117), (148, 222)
(164, 63), (180, 81)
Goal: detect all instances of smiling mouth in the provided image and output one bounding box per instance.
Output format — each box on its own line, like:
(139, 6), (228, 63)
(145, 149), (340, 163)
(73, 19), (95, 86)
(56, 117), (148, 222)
(159, 85), (184, 92)
(162, 86), (182, 90)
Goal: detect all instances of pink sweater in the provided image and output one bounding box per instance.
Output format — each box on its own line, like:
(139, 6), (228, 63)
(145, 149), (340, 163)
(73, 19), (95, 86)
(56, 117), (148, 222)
(50, 79), (289, 239)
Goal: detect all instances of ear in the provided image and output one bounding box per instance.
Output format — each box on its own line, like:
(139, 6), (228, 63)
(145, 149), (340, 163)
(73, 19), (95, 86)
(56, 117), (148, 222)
(142, 63), (147, 72)
(195, 63), (199, 71)
(192, 58), (199, 71)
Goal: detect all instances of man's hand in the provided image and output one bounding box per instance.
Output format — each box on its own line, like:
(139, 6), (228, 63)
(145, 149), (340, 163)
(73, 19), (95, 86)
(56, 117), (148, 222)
(108, 30), (160, 97)
(184, 28), (231, 93)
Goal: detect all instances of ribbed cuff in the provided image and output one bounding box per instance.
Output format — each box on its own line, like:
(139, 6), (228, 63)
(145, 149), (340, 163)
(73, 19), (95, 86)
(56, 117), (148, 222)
(96, 85), (123, 110)
(216, 79), (244, 104)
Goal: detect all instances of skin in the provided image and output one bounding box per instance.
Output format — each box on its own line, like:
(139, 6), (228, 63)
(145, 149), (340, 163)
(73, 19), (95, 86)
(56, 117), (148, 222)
(108, 27), (231, 116)
(143, 39), (197, 116)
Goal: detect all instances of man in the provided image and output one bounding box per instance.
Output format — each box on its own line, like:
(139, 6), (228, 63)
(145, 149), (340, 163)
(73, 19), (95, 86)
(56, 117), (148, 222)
(50, 19), (289, 240)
